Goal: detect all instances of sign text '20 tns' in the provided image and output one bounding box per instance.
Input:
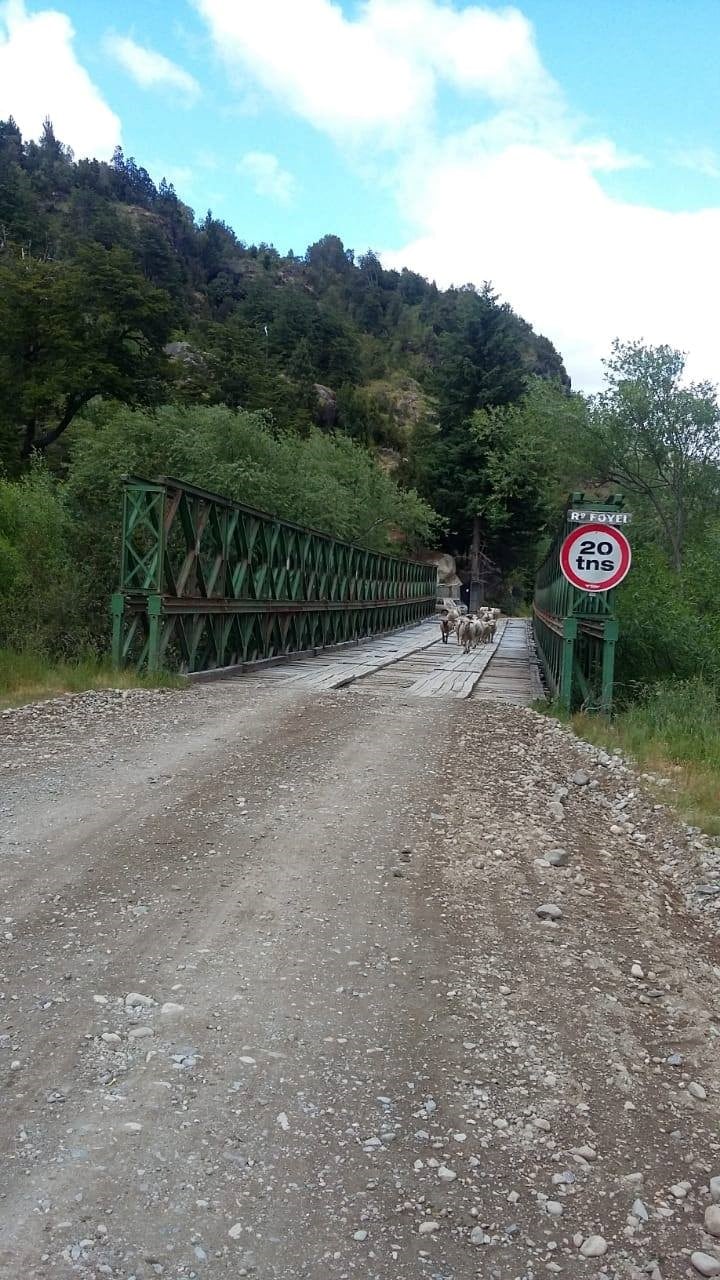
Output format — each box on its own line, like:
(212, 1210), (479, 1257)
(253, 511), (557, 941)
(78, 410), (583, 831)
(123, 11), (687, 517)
(559, 523), (632, 593)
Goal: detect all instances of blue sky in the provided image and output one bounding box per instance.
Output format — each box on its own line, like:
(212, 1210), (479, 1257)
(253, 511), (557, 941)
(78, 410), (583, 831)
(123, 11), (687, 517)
(2, 0), (720, 389)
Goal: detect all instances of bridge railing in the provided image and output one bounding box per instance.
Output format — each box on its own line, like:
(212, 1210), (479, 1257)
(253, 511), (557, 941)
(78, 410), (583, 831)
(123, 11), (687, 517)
(111, 475), (437, 674)
(533, 494), (625, 713)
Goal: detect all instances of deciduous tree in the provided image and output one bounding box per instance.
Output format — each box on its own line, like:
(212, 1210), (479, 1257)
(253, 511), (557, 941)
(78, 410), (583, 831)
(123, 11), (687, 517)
(592, 341), (720, 571)
(0, 245), (173, 460)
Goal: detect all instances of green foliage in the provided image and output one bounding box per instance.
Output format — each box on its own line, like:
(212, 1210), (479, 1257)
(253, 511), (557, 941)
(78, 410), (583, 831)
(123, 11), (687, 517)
(411, 378), (585, 562)
(67, 402), (440, 553)
(0, 245), (173, 463)
(431, 284), (534, 429)
(0, 406), (441, 661)
(0, 118), (566, 465)
(591, 340), (720, 571)
(615, 534), (720, 695)
(619, 678), (720, 772)
(470, 380), (588, 565)
(0, 467), (89, 654)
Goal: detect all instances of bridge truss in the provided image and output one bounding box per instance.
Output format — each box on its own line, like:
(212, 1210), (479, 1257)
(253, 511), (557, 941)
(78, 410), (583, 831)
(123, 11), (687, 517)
(533, 494), (626, 714)
(111, 476), (437, 675)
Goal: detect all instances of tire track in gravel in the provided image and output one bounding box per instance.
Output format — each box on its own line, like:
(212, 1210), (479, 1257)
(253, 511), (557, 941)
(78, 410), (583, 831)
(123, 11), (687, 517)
(1, 684), (720, 1280)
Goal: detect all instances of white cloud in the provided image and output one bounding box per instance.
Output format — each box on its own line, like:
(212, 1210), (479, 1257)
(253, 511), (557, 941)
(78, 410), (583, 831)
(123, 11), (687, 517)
(195, 0), (720, 390)
(239, 150), (296, 204)
(383, 143), (720, 392)
(671, 146), (720, 180)
(194, 0), (556, 142)
(0, 0), (121, 156)
(105, 34), (200, 102)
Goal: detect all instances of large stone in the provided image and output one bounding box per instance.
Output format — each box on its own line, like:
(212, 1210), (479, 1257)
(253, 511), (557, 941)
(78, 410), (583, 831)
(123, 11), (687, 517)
(691, 1254), (720, 1278)
(536, 903), (563, 921)
(705, 1204), (720, 1238)
(313, 383), (338, 429)
(125, 992), (153, 1009)
(579, 1235), (607, 1258)
(160, 1002), (185, 1017)
(547, 848), (568, 867)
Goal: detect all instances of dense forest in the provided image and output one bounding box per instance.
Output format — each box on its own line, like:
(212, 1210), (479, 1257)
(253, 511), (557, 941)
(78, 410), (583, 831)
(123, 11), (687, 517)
(0, 117), (565, 466)
(0, 117), (579, 641)
(2, 116), (720, 808)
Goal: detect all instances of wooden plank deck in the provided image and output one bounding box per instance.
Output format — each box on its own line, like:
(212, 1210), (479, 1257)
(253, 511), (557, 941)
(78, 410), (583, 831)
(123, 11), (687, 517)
(239, 616), (543, 706)
(242, 623), (440, 692)
(470, 619), (540, 706)
(403, 621), (506, 696)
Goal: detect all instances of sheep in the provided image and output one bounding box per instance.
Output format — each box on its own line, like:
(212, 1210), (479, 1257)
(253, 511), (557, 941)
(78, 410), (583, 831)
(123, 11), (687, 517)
(439, 606), (460, 644)
(457, 616), (473, 651)
(462, 616), (488, 653)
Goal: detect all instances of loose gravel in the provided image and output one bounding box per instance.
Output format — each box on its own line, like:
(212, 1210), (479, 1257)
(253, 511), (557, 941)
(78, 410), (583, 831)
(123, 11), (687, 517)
(0, 680), (719, 1279)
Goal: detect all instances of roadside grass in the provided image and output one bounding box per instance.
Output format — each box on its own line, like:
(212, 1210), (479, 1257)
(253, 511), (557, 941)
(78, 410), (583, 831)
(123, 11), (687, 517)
(538, 680), (717, 839)
(563, 677), (720, 837)
(0, 649), (184, 709)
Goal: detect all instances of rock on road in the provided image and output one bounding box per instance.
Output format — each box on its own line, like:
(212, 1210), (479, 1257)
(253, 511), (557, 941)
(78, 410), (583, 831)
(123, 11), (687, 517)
(1, 677), (720, 1280)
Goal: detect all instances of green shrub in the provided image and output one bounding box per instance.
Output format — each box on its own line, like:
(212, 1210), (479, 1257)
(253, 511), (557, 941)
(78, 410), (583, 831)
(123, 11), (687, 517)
(1, 402), (441, 660)
(0, 467), (91, 656)
(618, 677), (720, 772)
(615, 539), (720, 697)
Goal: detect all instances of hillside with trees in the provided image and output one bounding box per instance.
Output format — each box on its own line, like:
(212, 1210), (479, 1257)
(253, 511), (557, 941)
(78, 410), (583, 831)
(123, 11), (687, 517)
(0, 116), (567, 465)
(4, 113), (720, 822)
(0, 115), (580, 654)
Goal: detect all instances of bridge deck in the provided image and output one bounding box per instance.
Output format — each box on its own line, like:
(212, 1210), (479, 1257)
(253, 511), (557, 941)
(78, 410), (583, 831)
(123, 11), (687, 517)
(243, 616), (542, 704)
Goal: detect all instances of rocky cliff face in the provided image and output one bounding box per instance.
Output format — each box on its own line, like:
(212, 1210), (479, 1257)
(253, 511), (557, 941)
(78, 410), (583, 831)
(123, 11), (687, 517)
(418, 549), (462, 596)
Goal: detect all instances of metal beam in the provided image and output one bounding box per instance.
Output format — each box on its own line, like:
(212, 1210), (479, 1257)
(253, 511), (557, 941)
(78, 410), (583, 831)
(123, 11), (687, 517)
(112, 476), (437, 674)
(533, 495), (628, 715)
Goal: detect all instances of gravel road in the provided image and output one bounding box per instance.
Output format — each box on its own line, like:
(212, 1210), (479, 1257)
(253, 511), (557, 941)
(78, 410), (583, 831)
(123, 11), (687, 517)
(1, 678), (720, 1280)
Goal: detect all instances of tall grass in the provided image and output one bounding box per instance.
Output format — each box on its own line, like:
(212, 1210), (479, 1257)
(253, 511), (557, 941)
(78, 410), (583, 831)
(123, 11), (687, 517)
(0, 649), (183, 709)
(571, 677), (720, 836)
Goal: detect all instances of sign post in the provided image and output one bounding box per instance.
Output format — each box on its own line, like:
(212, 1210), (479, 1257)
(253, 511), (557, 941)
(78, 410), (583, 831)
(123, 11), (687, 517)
(559, 523), (632, 593)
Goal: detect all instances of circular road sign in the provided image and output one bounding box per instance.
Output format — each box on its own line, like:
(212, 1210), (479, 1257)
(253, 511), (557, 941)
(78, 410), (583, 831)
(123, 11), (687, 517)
(559, 522), (632, 593)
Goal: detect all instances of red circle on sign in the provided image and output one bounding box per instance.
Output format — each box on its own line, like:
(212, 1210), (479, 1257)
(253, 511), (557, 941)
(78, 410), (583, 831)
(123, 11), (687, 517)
(559, 522), (632, 592)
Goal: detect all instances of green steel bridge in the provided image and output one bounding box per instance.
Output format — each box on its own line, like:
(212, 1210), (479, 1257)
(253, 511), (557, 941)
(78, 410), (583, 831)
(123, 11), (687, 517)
(111, 475), (437, 676)
(111, 476), (627, 714)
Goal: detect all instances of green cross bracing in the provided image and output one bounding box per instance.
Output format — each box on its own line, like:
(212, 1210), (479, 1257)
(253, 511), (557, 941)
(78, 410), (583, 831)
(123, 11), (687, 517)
(533, 493), (627, 715)
(111, 476), (437, 674)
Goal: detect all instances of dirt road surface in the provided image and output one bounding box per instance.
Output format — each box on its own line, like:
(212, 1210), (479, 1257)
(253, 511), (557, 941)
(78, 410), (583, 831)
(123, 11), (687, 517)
(1, 674), (720, 1280)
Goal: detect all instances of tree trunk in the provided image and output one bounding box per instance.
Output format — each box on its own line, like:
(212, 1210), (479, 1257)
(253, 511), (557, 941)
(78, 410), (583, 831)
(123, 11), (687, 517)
(20, 421), (36, 460)
(469, 516), (483, 613)
(672, 504), (685, 574)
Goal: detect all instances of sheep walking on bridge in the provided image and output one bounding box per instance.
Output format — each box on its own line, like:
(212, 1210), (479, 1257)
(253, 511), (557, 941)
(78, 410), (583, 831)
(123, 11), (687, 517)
(439, 606), (460, 645)
(458, 607), (500, 654)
